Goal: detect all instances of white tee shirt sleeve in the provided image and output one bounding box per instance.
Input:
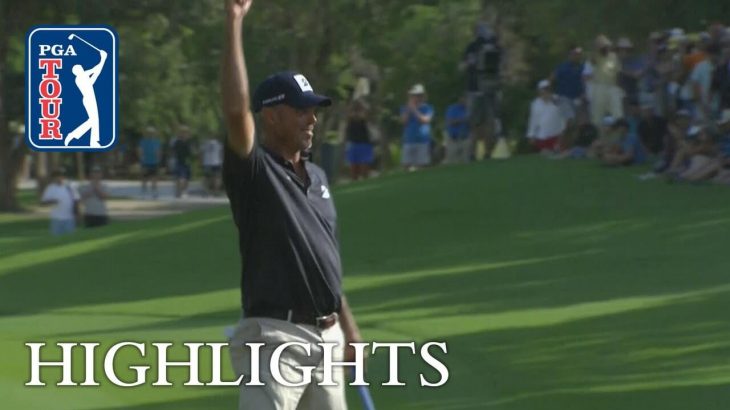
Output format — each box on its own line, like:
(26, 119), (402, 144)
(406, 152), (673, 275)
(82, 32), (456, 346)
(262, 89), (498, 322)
(43, 184), (75, 220)
(41, 185), (57, 202)
(582, 61), (594, 76)
(70, 184), (80, 201)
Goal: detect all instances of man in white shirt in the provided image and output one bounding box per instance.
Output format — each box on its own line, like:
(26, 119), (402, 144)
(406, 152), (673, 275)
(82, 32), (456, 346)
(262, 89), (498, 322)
(41, 169), (79, 236)
(200, 136), (224, 196)
(527, 79), (566, 152)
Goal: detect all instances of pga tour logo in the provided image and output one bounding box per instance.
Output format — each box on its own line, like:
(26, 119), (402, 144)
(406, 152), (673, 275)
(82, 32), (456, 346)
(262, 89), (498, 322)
(26, 26), (118, 151)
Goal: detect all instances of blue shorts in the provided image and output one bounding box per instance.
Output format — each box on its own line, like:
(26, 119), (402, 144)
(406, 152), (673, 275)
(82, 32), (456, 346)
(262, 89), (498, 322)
(346, 143), (374, 165)
(50, 219), (75, 236)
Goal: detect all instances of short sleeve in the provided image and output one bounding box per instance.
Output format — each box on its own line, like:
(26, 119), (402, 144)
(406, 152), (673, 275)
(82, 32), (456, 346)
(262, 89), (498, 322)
(70, 185), (80, 200)
(41, 186), (54, 202)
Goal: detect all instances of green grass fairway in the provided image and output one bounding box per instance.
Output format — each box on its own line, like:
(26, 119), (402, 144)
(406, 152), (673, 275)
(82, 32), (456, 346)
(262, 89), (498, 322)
(2, 157), (730, 409)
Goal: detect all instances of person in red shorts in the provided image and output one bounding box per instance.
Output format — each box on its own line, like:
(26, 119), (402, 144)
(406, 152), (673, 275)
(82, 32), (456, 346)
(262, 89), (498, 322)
(526, 79), (566, 153)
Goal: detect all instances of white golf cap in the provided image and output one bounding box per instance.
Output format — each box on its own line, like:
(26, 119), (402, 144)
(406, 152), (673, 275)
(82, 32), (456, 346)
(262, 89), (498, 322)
(595, 34), (612, 47)
(408, 83), (426, 95)
(602, 115), (615, 126)
(537, 79), (550, 90)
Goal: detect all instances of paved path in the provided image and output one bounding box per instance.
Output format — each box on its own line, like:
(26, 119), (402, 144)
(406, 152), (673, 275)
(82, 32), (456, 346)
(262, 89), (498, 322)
(19, 179), (229, 221)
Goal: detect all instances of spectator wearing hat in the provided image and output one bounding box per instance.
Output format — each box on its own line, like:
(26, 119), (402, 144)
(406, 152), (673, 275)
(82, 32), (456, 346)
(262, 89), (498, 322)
(601, 118), (648, 166)
(552, 46), (586, 123)
(79, 166), (109, 228)
(40, 168), (80, 236)
(587, 35), (624, 130)
(400, 83), (434, 170)
(526, 79), (565, 153)
(685, 43), (721, 123)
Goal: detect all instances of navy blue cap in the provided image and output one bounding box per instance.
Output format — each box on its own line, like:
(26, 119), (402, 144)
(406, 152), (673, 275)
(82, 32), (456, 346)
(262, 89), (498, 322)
(252, 71), (332, 113)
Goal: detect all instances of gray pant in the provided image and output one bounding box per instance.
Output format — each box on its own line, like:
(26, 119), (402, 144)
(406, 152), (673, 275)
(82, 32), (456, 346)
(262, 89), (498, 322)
(228, 317), (347, 410)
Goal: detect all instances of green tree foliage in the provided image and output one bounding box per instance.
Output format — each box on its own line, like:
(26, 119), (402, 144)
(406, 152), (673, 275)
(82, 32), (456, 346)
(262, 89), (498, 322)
(3, 0), (730, 210)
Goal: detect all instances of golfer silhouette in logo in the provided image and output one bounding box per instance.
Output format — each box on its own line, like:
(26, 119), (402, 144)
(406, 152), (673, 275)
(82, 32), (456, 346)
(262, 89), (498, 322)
(64, 34), (107, 148)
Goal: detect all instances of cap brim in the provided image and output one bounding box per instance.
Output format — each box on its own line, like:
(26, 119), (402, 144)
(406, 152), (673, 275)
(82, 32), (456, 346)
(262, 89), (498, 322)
(292, 93), (332, 109)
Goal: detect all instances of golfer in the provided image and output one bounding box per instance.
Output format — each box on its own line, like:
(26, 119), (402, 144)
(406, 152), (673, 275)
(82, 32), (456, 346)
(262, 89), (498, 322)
(65, 48), (107, 148)
(221, 1), (363, 409)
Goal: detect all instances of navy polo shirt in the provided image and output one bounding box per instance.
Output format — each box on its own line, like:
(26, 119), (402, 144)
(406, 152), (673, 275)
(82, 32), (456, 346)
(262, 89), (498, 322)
(223, 141), (342, 317)
(554, 61), (585, 99)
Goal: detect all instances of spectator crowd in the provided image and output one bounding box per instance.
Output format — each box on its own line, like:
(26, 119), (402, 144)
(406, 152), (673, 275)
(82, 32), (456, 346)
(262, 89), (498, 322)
(39, 21), (730, 236)
(528, 24), (730, 187)
(346, 21), (730, 188)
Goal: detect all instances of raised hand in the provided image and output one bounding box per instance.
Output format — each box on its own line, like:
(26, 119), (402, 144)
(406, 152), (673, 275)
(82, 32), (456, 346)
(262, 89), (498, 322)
(226, 0), (253, 21)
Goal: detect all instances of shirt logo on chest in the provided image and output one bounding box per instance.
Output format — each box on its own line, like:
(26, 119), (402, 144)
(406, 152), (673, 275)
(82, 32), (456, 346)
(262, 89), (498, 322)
(321, 184), (330, 199)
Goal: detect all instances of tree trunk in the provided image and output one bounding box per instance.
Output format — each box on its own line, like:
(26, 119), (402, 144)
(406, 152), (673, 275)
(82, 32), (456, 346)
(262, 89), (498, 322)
(0, 1), (20, 212)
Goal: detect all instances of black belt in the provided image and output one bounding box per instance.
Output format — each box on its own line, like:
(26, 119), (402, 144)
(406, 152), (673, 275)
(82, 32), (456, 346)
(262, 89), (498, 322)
(246, 309), (339, 330)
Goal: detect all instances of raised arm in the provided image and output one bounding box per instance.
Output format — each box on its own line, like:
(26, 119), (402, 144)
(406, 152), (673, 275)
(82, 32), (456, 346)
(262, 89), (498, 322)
(222, 0), (256, 158)
(412, 107), (433, 124)
(88, 51), (107, 83)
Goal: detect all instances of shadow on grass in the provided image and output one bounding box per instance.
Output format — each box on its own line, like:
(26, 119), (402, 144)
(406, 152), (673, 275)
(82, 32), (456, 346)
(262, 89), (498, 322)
(43, 307), (242, 338)
(0, 208), (239, 315)
(393, 288), (730, 410)
(3, 159), (730, 409)
(0, 217), (48, 244)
